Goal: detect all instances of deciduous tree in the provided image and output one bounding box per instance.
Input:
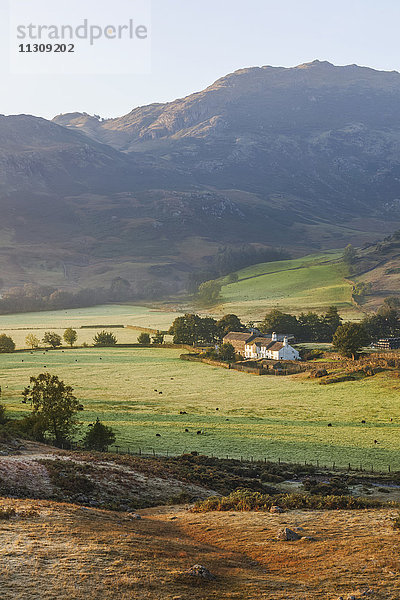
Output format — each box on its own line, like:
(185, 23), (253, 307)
(0, 334), (15, 353)
(82, 418), (116, 452)
(22, 373), (82, 445)
(332, 322), (369, 360)
(63, 328), (77, 347)
(26, 333), (40, 349)
(42, 332), (62, 349)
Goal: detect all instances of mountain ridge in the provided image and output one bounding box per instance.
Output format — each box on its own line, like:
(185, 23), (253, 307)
(1, 60), (400, 293)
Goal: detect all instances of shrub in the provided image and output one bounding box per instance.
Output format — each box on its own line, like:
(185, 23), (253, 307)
(0, 404), (7, 425)
(82, 418), (116, 452)
(137, 332), (151, 345)
(303, 477), (350, 496)
(152, 331), (164, 344)
(93, 331), (117, 346)
(0, 507), (16, 519)
(192, 489), (385, 512)
(41, 459), (95, 495)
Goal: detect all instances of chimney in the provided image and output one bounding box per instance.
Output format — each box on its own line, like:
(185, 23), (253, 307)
(283, 336), (288, 346)
(272, 332), (277, 341)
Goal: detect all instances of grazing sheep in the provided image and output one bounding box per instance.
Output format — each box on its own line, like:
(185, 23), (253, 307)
(361, 419), (366, 423)
(216, 408), (219, 411)
(327, 423), (332, 427)
(185, 428), (189, 432)
(159, 391), (163, 395)
(374, 439), (378, 444)
(156, 433), (161, 437)
(196, 430), (202, 435)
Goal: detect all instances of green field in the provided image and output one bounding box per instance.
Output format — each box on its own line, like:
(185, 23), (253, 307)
(217, 251), (360, 321)
(0, 304), (180, 349)
(1, 346), (399, 471)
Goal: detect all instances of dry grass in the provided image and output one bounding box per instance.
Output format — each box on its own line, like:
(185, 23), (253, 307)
(0, 497), (399, 599)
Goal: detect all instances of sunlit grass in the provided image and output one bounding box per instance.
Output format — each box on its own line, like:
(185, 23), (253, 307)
(1, 347), (399, 470)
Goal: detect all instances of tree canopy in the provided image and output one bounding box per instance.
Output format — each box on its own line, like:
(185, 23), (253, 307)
(260, 307), (342, 342)
(332, 323), (370, 359)
(169, 314), (219, 345)
(42, 332), (62, 349)
(82, 418), (116, 452)
(0, 334), (15, 353)
(93, 331), (117, 346)
(63, 328), (77, 347)
(216, 314), (245, 337)
(137, 332), (151, 345)
(22, 373), (82, 445)
(26, 333), (40, 349)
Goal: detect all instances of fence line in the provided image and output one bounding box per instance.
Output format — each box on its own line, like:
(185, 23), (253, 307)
(104, 444), (397, 476)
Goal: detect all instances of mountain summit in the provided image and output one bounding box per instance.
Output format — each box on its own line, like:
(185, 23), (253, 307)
(2, 61), (400, 291)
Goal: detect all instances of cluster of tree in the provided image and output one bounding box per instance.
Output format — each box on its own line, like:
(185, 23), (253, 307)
(260, 307), (342, 342)
(204, 342), (236, 362)
(25, 328), (79, 350)
(1, 372), (116, 451)
(352, 282), (373, 302)
(362, 297), (400, 340)
(168, 313), (245, 345)
(137, 331), (165, 345)
(0, 285), (107, 315)
(187, 245), (290, 294)
(343, 243), (358, 274)
(0, 276), (172, 316)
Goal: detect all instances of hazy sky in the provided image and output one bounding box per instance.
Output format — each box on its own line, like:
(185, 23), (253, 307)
(1, 0), (400, 119)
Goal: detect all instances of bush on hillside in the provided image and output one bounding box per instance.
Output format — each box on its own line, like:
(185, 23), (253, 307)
(192, 488), (385, 512)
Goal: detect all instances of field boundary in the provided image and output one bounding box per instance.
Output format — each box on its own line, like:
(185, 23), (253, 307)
(103, 445), (398, 476)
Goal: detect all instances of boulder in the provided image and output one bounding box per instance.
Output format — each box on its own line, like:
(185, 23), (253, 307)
(277, 527), (301, 541)
(185, 564), (216, 580)
(311, 369), (329, 378)
(270, 505), (284, 514)
(127, 513), (142, 520)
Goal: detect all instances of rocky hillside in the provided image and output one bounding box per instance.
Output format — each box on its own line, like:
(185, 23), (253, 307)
(3, 60), (400, 292)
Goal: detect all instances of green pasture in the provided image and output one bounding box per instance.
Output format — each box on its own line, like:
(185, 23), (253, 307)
(1, 347), (399, 471)
(0, 304), (180, 349)
(217, 251), (360, 320)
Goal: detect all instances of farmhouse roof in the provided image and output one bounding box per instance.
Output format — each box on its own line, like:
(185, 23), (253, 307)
(224, 332), (254, 342)
(250, 337), (273, 347)
(268, 342), (284, 351)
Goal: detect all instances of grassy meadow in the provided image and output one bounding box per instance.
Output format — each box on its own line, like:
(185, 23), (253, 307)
(1, 346), (400, 471)
(0, 304), (179, 349)
(217, 251), (360, 321)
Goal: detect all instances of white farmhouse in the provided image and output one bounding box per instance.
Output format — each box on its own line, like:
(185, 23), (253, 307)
(244, 332), (300, 361)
